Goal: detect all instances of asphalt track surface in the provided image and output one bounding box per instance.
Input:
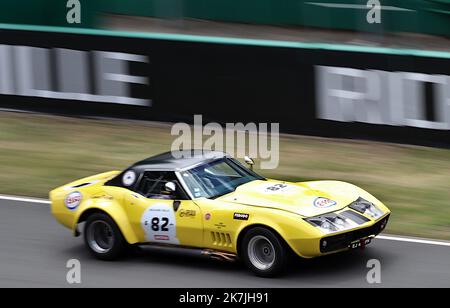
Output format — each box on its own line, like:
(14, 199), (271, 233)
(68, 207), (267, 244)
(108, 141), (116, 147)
(1, 197), (450, 288)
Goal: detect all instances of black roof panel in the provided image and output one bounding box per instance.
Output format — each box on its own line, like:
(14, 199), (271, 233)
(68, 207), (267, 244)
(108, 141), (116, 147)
(132, 150), (229, 171)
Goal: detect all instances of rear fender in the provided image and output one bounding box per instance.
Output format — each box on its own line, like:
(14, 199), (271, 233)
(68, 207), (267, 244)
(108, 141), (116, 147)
(73, 198), (139, 244)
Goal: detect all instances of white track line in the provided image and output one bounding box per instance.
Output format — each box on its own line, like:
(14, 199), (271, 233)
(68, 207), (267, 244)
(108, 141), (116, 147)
(1, 194), (449, 247)
(376, 235), (450, 247)
(0, 194), (50, 204)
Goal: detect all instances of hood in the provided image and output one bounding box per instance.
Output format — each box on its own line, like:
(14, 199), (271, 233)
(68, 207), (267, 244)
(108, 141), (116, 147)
(217, 180), (361, 217)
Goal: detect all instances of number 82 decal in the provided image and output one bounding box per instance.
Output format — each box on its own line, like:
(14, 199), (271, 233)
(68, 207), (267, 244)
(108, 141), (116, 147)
(150, 217), (169, 231)
(141, 204), (179, 244)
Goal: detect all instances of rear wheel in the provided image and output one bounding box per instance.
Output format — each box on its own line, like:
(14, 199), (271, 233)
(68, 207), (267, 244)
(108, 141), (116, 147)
(84, 213), (127, 260)
(240, 227), (289, 277)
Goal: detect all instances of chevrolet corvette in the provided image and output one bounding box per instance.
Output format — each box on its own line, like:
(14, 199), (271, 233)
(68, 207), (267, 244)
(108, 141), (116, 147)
(50, 150), (390, 277)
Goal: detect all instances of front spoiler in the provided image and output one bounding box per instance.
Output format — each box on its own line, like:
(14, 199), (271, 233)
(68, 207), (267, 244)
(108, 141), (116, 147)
(319, 214), (390, 253)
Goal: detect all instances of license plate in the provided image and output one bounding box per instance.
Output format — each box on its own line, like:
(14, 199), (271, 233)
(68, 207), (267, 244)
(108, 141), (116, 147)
(349, 237), (372, 249)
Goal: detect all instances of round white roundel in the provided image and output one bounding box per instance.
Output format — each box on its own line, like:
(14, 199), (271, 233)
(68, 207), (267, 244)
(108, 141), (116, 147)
(313, 197), (336, 208)
(122, 170), (136, 186)
(65, 191), (82, 210)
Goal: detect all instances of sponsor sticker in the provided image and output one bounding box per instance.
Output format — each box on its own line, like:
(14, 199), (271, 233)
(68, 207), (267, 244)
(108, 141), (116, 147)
(214, 222), (226, 229)
(233, 213), (250, 220)
(313, 197), (337, 208)
(154, 235), (170, 241)
(122, 170), (136, 186)
(65, 191), (82, 210)
(179, 209), (196, 217)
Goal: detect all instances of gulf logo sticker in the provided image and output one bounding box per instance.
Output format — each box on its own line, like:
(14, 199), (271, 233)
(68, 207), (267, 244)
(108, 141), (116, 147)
(65, 191), (82, 210)
(313, 197), (336, 208)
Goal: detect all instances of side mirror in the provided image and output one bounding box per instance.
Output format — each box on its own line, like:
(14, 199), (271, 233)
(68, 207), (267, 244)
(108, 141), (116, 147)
(164, 182), (176, 193)
(244, 156), (255, 170)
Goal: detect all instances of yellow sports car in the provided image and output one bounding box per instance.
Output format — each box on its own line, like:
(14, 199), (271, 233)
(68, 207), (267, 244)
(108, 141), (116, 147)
(50, 150), (390, 277)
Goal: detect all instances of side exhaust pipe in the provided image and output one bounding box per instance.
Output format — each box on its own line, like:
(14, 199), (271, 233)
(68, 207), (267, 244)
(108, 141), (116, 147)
(136, 243), (238, 262)
(201, 249), (238, 262)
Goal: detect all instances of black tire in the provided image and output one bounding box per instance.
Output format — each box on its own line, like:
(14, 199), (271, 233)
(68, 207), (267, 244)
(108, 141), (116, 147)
(239, 227), (289, 277)
(83, 213), (128, 260)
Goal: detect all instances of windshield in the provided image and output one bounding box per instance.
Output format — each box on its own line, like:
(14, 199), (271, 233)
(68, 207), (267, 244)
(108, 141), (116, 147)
(180, 158), (264, 199)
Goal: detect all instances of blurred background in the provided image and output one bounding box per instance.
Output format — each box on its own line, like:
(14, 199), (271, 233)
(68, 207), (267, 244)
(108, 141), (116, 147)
(2, 0), (449, 48)
(0, 0), (449, 242)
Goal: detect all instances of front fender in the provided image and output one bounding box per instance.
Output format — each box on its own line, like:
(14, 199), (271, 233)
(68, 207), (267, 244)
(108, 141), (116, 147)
(235, 209), (322, 258)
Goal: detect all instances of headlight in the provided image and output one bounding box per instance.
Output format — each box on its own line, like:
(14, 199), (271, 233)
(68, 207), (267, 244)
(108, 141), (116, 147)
(349, 197), (384, 219)
(306, 213), (359, 234)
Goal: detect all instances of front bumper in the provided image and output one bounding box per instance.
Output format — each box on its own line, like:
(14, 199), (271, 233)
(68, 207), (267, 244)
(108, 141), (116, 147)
(319, 214), (390, 253)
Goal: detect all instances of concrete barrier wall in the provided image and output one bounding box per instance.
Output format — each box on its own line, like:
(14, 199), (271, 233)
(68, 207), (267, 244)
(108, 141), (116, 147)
(0, 25), (449, 146)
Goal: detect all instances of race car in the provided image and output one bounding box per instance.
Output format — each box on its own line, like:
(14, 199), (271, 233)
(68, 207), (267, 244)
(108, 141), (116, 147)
(50, 150), (390, 277)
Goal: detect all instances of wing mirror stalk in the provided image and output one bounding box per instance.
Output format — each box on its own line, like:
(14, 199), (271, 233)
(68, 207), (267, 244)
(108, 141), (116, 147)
(244, 156), (255, 170)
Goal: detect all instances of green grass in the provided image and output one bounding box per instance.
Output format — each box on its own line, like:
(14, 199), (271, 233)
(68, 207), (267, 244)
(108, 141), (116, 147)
(1, 111), (450, 240)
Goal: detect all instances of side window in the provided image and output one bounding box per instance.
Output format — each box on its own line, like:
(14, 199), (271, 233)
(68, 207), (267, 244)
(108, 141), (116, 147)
(136, 171), (187, 200)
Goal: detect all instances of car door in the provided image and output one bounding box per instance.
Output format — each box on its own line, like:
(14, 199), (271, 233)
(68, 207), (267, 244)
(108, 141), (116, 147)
(125, 171), (203, 247)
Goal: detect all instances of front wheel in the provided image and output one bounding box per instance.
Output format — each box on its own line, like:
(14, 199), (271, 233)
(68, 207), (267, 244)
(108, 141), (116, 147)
(240, 227), (289, 277)
(84, 213), (127, 260)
